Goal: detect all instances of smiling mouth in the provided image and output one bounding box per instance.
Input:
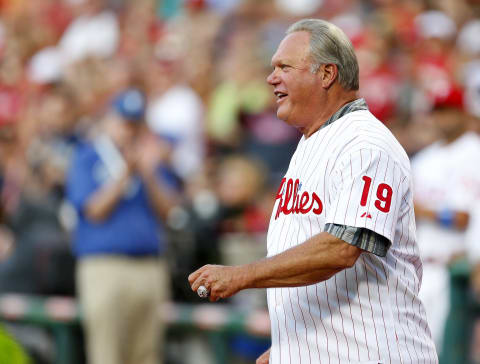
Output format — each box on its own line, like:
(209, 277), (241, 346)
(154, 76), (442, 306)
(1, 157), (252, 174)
(274, 91), (288, 102)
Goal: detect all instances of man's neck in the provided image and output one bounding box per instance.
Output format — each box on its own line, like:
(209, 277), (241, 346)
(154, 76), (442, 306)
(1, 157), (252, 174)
(304, 89), (359, 138)
(444, 127), (467, 145)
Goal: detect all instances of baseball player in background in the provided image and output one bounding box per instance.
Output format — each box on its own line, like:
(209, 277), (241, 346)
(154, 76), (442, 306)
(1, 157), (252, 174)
(189, 19), (438, 364)
(412, 87), (480, 354)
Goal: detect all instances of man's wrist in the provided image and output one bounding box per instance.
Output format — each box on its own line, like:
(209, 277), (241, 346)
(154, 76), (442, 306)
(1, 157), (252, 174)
(138, 168), (157, 183)
(436, 208), (455, 227)
(235, 264), (255, 291)
(117, 171), (133, 193)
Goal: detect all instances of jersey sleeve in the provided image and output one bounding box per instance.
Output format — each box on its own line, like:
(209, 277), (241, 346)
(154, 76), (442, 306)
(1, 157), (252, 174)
(324, 147), (406, 255)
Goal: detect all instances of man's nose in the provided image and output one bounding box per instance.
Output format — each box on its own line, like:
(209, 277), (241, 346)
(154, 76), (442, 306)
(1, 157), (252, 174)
(267, 70), (279, 85)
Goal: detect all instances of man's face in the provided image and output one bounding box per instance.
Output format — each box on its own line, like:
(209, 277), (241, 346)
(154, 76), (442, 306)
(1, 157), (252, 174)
(267, 31), (323, 131)
(105, 113), (141, 149)
(432, 108), (465, 138)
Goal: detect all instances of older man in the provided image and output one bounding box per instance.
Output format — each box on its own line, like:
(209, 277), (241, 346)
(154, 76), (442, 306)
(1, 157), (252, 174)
(189, 19), (437, 364)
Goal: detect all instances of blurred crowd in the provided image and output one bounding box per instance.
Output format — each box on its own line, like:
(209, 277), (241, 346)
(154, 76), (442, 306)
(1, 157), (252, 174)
(0, 0), (480, 363)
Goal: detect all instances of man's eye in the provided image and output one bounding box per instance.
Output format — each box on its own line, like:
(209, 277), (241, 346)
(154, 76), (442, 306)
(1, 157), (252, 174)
(272, 64), (290, 72)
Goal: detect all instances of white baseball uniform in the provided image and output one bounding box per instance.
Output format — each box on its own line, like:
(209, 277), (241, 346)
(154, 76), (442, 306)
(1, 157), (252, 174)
(411, 131), (480, 349)
(467, 203), (480, 264)
(266, 99), (437, 364)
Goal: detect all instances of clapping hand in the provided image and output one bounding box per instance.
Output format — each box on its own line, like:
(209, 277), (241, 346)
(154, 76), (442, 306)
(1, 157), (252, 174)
(133, 132), (171, 178)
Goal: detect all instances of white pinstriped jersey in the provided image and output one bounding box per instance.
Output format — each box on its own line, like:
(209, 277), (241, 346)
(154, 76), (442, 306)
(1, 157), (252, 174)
(266, 109), (438, 364)
(412, 132), (480, 262)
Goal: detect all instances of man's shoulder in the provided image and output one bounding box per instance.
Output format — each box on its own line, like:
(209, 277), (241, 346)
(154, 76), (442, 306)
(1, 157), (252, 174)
(341, 109), (391, 133)
(335, 110), (409, 163)
(333, 109), (391, 142)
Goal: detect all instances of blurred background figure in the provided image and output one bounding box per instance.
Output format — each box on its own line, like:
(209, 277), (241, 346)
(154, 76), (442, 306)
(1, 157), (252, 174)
(66, 88), (178, 364)
(145, 33), (205, 182)
(412, 86), (480, 354)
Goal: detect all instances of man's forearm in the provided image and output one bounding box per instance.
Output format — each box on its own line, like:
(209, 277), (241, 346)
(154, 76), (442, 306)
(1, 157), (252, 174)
(246, 266), (340, 288)
(415, 203), (469, 230)
(85, 173), (131, 222)
(189, 232), (363, 301)
(141, 172), (178, 220)
(241, 232), (361, 289)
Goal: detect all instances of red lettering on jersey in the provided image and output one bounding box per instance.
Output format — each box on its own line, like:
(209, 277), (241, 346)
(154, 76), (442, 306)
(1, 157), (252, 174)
(298, 192), (310, 213)
(283, 178), (294, 215)
(275, 178), (323, 219)
(274, 178), (286, 219)
(312, 192), (323, 215)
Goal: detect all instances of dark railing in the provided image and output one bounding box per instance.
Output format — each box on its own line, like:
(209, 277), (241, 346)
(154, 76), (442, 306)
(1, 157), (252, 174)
(0, 294), (270, 364)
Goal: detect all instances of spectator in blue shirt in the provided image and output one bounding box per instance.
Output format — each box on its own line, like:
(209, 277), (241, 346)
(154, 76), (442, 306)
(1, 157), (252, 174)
(67, 88), (178, 364)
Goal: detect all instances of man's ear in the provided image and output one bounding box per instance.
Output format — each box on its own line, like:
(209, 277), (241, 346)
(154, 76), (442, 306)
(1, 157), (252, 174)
(319, 63), (338, 89)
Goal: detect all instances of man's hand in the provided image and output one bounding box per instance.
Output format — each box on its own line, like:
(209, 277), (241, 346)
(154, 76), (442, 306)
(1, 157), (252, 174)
(134, 134), (171, 178)
(256, 348), (270, 364)
(188, 265), (246, 302)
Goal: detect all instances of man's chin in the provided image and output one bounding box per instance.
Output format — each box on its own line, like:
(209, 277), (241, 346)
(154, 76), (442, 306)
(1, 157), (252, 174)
(276, 110), (304, 131)
(276, 108), (289, 123)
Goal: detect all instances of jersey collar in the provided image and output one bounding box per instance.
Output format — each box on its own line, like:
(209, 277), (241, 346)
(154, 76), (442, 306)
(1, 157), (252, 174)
(321, 98), (368, 130)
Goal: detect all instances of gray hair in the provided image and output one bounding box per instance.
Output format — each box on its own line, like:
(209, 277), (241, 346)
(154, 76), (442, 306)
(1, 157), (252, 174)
(287, 19), (359, 91)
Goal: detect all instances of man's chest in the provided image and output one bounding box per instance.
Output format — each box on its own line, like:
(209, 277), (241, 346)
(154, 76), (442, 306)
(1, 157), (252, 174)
(267, 149), (332, 255)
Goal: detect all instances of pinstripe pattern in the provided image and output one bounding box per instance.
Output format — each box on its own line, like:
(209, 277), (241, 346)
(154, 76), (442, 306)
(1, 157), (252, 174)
(266, 107), (438, 363)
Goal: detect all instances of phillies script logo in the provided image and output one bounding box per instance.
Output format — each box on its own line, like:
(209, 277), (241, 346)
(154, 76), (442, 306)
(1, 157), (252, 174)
(275, 178), (323, 219)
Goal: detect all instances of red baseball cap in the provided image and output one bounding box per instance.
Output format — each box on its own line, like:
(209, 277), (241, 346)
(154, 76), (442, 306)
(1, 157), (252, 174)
(432, 86), (464, 110)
